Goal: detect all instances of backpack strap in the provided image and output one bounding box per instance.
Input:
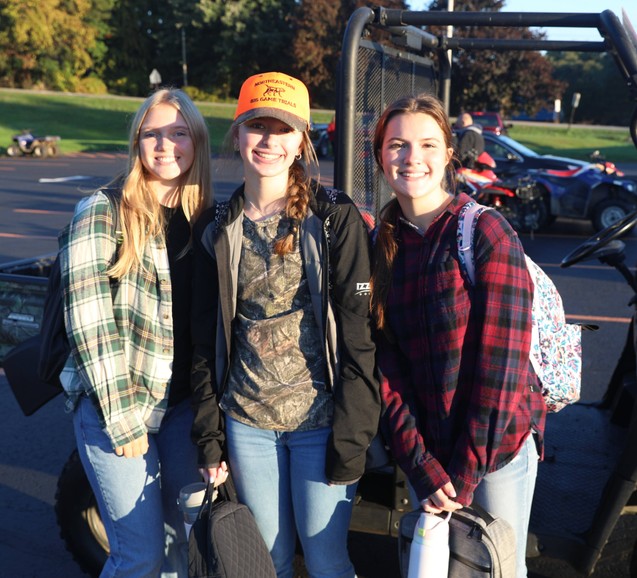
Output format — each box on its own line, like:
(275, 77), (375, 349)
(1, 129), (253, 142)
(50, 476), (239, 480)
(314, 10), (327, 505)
(101, 188), (122, 239)
(322, 186), (341, 205)
(214, 200), (230, 230)
(457, 201), (492, 285)
(100, 189), (123, 270)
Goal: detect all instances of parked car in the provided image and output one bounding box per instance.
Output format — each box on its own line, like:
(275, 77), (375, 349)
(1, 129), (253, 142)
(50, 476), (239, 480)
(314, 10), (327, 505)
(483, 132), (588, 178)
(468, 111), (512, 135)
(309, 121), (331, 158)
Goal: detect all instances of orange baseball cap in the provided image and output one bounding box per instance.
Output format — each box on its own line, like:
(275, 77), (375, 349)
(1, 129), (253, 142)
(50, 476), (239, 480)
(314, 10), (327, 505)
(233, 72), (310, 132)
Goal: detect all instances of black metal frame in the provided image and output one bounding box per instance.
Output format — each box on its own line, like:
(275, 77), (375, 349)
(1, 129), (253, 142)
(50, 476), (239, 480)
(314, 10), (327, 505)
(335, 8), (637, 215)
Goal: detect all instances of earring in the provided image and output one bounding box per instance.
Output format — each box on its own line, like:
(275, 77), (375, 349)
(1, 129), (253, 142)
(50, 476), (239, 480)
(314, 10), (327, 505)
(295, 153), (302, 160)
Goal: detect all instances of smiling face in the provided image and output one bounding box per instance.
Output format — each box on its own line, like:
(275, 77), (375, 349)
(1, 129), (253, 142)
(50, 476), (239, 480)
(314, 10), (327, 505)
(380, 112), (454, 211)
(138, 103), (195, 197)
(237, 117), (303, 183)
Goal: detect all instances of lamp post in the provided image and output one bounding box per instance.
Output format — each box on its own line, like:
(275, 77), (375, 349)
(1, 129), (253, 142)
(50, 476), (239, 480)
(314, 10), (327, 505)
(568, 92), (581, 129)
(442, 0), (454, 115)
(177, 23), (188, 87)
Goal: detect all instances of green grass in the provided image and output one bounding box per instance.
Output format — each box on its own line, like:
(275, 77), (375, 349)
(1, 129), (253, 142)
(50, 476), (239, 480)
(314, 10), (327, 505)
(0, 89), (334, 155)
(0, 89), (634, 162)
(507, 124), (637, 164)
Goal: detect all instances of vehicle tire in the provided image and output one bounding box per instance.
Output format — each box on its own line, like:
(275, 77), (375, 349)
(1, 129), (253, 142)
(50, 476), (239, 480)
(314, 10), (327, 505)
(491, 198), (523, 231)
(630, 536), (637, 578)
(32, 144), (48, 158)
(47, 144), (58, 156)
(593, 199), (633, 233)
(490, 195), (547, 233)
(6, 145), (21, 157)
(535, 183), (556, 226)
(55, 449), (108, 578)
(521, 188), (550, 232)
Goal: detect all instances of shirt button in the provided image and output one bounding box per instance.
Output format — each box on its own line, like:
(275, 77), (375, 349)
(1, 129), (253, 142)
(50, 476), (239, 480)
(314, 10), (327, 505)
(163, 314), (170, 319)
(163, 348), (170, 354)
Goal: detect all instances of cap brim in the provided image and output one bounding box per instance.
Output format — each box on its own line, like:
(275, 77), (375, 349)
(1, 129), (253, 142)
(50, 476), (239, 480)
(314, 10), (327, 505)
(234, 108), (308, 133)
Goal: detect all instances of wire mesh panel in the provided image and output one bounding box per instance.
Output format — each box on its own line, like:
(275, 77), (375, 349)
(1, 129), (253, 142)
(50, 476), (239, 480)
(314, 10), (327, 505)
(350, 40), (437, 224)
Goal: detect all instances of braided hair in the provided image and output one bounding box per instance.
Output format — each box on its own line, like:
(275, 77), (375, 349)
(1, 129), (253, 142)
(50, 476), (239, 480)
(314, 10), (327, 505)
(272, 132), (319, 256)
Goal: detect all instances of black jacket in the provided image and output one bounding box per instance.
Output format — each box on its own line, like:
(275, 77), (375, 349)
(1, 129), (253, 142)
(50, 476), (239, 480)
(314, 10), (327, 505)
(190, 183), (381, 483)
(457, 124), (485, 168)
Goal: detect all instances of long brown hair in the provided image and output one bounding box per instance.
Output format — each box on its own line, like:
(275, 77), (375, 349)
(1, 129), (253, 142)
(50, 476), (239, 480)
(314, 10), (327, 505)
(108, 89), (212, 278)
(370, 93), (456, 330)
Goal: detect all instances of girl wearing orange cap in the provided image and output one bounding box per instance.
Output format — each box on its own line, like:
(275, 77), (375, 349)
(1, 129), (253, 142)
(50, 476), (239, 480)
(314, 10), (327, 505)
(190, 72), (380, 577)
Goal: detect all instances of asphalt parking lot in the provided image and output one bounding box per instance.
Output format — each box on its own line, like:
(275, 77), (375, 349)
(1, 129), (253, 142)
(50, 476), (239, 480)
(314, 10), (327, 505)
(1, 152), (637, 577)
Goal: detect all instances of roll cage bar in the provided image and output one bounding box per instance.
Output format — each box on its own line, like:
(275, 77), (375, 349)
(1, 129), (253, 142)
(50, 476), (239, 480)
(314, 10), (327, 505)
(335, 8), (637, 204)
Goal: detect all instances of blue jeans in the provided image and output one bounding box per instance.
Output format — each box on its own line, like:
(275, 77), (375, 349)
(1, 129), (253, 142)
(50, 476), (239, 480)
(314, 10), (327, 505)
(225, 416), (357, 578)
(73, 396), (201, 578)
(473, 433), (539, 578)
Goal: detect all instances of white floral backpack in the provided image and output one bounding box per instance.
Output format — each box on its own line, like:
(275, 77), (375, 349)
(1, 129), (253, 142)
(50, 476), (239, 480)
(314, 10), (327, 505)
(457, 201), (584, 412)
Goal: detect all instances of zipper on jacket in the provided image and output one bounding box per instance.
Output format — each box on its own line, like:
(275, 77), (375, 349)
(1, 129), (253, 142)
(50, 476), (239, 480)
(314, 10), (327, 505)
(323, 215), (333, 293)
(322, 215), (334, 392)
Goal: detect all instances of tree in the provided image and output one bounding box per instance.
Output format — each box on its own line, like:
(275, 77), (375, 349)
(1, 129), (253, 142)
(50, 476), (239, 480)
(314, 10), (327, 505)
(168, 0), (222, 91)
(195, 0), (298, 100)
(290, 0), (341, 106)
(0, 0), (100, 91)
(83, 0), (117, 83)
(291, 0), (408, 108)
(101, 0), (164, 95)
(427, 0), (565, 116)
(549, 51), (634, 126)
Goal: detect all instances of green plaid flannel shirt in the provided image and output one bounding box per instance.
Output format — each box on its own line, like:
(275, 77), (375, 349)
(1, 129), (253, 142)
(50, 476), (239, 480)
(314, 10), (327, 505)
(59, 191), (174, 449)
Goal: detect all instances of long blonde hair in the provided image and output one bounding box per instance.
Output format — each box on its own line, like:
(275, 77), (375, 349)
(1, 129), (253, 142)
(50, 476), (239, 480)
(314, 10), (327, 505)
(370, 93), (456, 330)
(108, 88), (212, 278)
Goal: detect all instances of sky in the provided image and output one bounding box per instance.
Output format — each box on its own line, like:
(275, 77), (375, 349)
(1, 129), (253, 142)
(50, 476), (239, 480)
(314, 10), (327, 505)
(406, 1), (637, 42)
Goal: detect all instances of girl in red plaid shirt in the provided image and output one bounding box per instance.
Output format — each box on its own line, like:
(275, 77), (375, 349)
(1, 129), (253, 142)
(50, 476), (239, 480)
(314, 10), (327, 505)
(370, 94), (546, 578)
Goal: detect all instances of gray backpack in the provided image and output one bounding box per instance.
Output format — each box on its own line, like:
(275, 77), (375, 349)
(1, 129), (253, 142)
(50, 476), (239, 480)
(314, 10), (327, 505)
(399, 504), (517, 577)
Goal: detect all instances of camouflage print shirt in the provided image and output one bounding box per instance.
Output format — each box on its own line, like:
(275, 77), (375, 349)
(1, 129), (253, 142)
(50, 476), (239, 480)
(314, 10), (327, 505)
(221, 213), (333, 431)
(191, 183), (381, 482)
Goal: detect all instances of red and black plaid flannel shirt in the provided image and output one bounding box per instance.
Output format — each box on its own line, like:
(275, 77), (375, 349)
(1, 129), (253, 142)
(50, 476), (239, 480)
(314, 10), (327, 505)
(377, 194), (546, 506)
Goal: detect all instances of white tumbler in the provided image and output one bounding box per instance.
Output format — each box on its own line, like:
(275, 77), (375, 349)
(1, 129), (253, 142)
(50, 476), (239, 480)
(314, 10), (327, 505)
(177, 482), (208, 537)
(407, 511), (451, 578)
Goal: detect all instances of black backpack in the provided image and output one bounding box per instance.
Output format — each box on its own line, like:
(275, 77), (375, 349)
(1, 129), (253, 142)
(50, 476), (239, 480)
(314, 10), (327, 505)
(189, 482), (276, 578)
(38, 188), (122, 384)
(4, 189), (121, 415)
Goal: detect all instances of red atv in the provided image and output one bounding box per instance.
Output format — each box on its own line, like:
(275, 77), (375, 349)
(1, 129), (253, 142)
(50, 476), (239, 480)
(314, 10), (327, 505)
(457, 151), (547, 233)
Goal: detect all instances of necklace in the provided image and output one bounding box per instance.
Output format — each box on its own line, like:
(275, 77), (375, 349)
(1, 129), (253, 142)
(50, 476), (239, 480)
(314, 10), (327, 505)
(247, 198), (285, 220)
